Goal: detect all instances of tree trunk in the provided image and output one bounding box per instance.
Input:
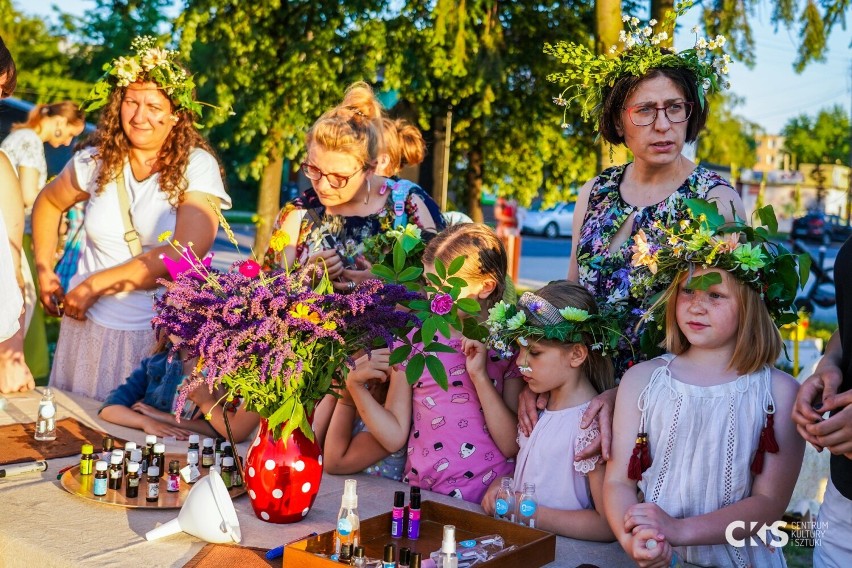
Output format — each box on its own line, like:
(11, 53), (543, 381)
(651, 0), (674, 45)
(253, 155), (284, 254)
(430, 110), (448, 207)
(595, 0), (628, 170)
(465, 146), (483, 223)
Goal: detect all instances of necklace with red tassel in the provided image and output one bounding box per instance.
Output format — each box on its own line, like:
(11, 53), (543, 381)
(750, 404), (779, 475)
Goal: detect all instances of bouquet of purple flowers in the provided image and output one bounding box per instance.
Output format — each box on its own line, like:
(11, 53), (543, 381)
(152, 231), (418, 442)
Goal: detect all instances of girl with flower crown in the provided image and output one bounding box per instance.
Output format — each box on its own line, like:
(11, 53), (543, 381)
(480, 281), (615, 541)
(32, 37), (230, 401)
(604, 207), (806, 567)
(521, 5), (746, 464)
(331, 223), (522, 503)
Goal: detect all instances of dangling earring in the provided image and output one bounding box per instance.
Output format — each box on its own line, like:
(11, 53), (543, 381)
(363, 176), (371, 205)
(54, 128), (62, 138)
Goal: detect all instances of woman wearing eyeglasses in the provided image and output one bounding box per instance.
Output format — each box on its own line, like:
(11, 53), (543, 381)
(519, 19), (746, 460)
(263, 82), (444, 291)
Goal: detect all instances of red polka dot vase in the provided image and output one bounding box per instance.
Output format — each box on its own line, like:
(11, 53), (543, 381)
(244, 418), (323, 523)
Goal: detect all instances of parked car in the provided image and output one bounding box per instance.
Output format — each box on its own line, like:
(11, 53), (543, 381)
(791, 211), (852, 244)
(520, 201), (575, 238)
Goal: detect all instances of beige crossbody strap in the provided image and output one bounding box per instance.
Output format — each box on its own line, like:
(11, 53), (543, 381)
(115, 171), (143, 256)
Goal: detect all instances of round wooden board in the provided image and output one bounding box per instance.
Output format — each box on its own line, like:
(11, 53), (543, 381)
(60, 453), (246, 509)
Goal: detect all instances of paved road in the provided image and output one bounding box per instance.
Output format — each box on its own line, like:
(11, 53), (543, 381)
(211, 227), (841, 323)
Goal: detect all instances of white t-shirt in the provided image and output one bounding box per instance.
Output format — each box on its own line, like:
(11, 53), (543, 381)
(0, 209), (23, 342)
(70, 147), (230, 330)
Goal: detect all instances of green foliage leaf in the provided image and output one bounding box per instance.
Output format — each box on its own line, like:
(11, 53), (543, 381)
(426, 355), (449, 391)
(756, 205), (778, 234)
(389, 344), (413, 366)
(393, 242), (407, 273)
(398, 266), (424, 282)
(685, 271), (722, 290)
(684, 198), (725, 229)
(447, 255), (466, 275)
(405, 354), (426, 385)
(371, 264), (397, 282)
(456, 298), (481, 314)
(434, 258), (447, 280)
(421, 316), (438, 344)
(422, 341), (458, 354)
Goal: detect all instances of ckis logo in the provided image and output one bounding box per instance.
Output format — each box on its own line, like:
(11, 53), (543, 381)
(725, 521), (789, 548)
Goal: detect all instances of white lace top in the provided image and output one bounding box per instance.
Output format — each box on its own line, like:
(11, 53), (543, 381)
(513, 401), (600, 511)
(1, 128), (48, 231)
(637, 354), (787, 568)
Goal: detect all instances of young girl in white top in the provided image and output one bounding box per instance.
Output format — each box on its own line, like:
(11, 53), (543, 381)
(605, 206), (806, 568)
(480, 280), (615, 540)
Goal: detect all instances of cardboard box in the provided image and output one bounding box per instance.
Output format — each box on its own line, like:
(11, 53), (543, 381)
(284, 500), (556, 567)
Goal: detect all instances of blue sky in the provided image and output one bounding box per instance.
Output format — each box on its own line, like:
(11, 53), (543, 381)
(22, 0), (851, 134)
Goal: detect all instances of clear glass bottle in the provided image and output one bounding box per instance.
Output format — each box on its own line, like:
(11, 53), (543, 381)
(34, 388), (56, 441)
(436, 525), (458, 568)
(494, 477), (515, 522)
(518, 482), (538, 528)
(334, 479), (360, 554)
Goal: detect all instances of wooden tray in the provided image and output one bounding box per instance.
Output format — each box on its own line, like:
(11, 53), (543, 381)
(60, 452), (246, 509)
(283, 500), (556, 568)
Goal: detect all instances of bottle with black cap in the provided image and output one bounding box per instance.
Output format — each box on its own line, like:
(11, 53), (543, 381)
(383, 542), (397, 568)
(407, 486), (421, 539)
(399, 547), (411, 568)
(410, 552), (422, 568)
(337, 543), (352, 564)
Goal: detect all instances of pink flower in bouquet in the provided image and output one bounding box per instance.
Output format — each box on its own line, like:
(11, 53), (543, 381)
(239, 259), (261, 278)
(430, 293), (453, 315)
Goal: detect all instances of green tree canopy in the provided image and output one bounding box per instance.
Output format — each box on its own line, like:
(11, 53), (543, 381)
(782, 104), (850, 165)
(696, 93), (760, 169)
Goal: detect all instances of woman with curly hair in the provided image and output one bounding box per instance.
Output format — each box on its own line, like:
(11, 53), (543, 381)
(32, 38), (230, 400)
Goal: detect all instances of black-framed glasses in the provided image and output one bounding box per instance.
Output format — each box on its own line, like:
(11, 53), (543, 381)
(300, 161), (366, 189)
(623, 101), (694, 126)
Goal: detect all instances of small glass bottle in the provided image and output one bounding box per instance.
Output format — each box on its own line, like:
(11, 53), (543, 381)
(34, 388), (57, 441)
(101, 435), (115, 462)
(152, 443), (166, 473)
(125, 462), (140, 498)
(334, 479), (360, 554)
(146, 465), (161, 502)
(185, 452), (201, 484)
(93, 460), (108, 496)
(410, 552), (422, 568)
(108, 454), (124, 490)
(383, 543), (397, 568)
(130, 448), (142, 469)
(220, 456), (235, 488)
(352, 546), (367, 568)
(399, 547), (411, 568)
(123, 442), (137, 473)
(518, 482), (538, 528)
(230, 457), (243, 487)
(201, 438), (215, 468)
(214, 437), (226, 467)
(79, 444), (95, 476)
(338, 543), (353, 564)
(167, 460), (181, 492)
(139, 446), (150, 474)
(187, 434), (200, 464)
(494, 477), (516, 522)
(145, 434), (157, 453)
(436, 525), (458, 568)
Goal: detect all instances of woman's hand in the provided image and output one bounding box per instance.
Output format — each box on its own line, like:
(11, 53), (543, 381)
(308, 249), (345, 281)
(480, 476), (503, 516)
(0, 328), (35, 394)
(517, 385), (548, 436)
(61, 277), (100, 320)
(131, 401), (175, 422)
(187, 382), (219, 410)
(461, 338), (489, 381)
(577, 386), (617, 461)
(793, 364), (843, 450)
(807, 390), (852, 458)
(37, 270), (65, 317)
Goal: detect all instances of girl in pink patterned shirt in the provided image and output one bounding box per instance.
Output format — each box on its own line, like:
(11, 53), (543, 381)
(481, 281), (615, 540)
(352, 223), (522, 504)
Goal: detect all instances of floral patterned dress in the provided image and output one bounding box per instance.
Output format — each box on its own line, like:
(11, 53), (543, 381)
(263, 179), (444, 270)
(575, 164), (732, 377)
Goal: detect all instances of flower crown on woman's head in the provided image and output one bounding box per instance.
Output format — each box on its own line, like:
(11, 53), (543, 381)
(545, 1), (731, 130)
(83, 36), (202, 116)
(485, 292), (626, 360)
(631, 199), (810, 328)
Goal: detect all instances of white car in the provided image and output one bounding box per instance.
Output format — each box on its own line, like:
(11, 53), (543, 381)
(520, 202), (575, 238)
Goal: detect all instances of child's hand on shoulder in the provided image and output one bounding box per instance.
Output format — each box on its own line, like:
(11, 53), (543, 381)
(461, 338), (488, 381)
(629, 526), (674, 568)
(346, 348), (391, 389)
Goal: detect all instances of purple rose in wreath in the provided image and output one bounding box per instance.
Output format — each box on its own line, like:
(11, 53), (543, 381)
(430, 293), (453, 315)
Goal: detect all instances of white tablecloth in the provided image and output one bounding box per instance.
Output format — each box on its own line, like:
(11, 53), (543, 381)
(0, 388), (634, 567)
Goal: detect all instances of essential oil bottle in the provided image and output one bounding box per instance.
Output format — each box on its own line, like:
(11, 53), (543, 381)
(79, 444), (95, 476)
(123, 442), (137, 474)
(220, 456), (235, 488)
(101, 436), (114, 462)
(125, 462), (140, 498)
(146, 466), (161, 502)
(93, 461), (108, 496)
(187, 434), (200, 464)
(166, 460), (181, 492)
(334, 479), (360, 554)
(152, 443), (166, 473)
(108, 454), (124, 490)
(201, 438), (215, 468)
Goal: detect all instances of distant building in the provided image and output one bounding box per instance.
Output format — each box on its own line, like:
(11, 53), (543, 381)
(754, 134), (787, 173)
